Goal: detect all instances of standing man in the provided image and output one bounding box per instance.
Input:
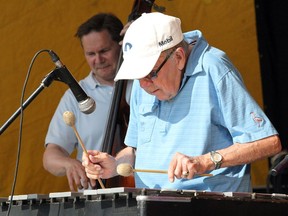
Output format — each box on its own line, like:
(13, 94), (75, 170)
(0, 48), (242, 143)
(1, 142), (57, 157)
(82, 13), (281, 192)
(43, 13), (126, 191)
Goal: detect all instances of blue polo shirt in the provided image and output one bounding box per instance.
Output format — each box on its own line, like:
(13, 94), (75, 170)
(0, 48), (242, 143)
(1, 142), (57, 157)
(45, 72), (113, 161)
(125, 30), (278, 192)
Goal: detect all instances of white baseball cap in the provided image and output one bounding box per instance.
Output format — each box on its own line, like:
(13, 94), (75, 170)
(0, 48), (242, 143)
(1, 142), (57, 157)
(114, 12), (184, 81)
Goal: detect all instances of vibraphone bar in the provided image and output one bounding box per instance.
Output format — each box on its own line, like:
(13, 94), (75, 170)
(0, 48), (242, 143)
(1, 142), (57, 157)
(1, 187), (288, 216)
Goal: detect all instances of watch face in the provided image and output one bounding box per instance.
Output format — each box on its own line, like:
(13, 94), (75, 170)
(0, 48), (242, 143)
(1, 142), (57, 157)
(211, 151), (222, 170)
(214, 153), (222, 162)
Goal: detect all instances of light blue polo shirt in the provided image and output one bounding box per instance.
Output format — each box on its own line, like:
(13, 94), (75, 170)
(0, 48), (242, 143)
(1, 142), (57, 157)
(125, 30), (278, 192)
(45, 72), (113, 161)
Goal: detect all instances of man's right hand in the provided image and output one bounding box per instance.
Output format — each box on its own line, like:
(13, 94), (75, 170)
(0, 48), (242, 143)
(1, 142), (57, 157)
(43, 144), (96, 191)
(64, 157), (96, 191)
(82, 150), (118, 180)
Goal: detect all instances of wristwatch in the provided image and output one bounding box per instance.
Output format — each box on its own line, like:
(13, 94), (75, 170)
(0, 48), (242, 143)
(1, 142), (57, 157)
(210, 151), (223, 170)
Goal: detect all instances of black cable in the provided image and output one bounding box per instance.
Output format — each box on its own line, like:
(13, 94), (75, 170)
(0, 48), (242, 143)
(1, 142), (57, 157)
(6, 49), (50, 216)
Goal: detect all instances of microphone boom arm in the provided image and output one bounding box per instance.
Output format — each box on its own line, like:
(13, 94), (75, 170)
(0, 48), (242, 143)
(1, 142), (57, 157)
(0, 70), (57, 135)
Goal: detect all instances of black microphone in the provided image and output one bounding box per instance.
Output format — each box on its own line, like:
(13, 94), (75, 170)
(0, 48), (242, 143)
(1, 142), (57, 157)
(48, 50), (95, 114)
(270, 155), (288, 176)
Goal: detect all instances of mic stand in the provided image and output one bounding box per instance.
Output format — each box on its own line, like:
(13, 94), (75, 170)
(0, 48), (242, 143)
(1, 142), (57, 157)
(270, 154), (288, 176)
(0, 70), (57, 135)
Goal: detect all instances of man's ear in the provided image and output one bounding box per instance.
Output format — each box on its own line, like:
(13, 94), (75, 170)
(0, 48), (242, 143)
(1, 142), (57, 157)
(174, 47), (186, 71)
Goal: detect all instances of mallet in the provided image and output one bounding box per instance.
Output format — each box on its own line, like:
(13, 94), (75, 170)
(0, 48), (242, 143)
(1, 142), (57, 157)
(63, 111), (105, 189)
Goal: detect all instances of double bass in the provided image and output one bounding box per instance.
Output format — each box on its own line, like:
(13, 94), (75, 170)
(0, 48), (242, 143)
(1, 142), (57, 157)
(101, 0), (160, 188)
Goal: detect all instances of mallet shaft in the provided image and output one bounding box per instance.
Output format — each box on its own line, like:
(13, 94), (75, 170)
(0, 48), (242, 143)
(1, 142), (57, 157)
(133, 169), (213, 177)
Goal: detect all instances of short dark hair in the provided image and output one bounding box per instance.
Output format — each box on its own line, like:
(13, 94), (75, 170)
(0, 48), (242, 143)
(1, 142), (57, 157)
(75, 13), (123, 43)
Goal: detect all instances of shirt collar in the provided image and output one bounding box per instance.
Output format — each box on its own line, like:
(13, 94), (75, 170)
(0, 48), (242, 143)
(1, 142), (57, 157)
(183, 30), (210, 77)
(176, 30), (209, 92)
(85, 71), (107, 89)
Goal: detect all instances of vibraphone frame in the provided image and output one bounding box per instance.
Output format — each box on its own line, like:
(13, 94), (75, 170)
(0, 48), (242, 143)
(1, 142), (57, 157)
(1, 187), (288, 216)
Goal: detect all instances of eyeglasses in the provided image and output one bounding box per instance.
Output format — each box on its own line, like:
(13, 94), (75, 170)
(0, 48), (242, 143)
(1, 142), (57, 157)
(145, 49), (175, 81)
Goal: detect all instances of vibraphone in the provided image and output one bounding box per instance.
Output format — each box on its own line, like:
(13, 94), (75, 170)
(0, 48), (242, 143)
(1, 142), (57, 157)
(1, 187), (288, 216)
